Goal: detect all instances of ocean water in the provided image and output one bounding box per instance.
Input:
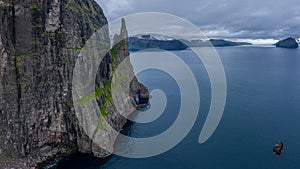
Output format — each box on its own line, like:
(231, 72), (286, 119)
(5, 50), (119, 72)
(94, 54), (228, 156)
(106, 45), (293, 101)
(55, 46), (300, 169)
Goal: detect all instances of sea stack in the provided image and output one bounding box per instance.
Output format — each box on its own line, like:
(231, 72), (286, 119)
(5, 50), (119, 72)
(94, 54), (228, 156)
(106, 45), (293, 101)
(275, 37), (299, 48)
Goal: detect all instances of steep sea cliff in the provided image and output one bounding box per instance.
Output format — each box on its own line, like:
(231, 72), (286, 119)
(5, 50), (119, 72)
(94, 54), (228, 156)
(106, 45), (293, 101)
(0, 0), (147, 168)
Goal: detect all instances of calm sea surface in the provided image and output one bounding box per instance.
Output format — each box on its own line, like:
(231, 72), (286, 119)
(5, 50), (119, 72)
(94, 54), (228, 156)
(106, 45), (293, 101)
(55, 46), (300, 169)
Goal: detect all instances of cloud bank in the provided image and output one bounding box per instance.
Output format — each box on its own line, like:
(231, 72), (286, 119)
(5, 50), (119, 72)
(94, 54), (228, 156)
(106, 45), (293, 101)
(97, 0), (300, 40)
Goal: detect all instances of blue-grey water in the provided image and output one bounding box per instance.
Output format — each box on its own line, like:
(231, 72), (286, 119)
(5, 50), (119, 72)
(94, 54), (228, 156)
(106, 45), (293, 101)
(56, 46), (300, 169)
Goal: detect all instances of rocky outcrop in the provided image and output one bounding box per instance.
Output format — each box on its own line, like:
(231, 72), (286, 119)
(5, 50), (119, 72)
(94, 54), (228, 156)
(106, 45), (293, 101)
(0, 1), (148, 168)
(111, 19), (149, 108)
(275, 37), (299, 48)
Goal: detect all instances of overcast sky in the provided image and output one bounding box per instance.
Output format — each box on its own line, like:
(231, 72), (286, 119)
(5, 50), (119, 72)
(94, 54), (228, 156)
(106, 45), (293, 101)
(97, 0), (300, 40)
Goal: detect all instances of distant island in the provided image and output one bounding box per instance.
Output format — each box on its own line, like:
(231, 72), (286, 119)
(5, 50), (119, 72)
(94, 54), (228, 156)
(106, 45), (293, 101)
(128, 35), (188, 51)
(128, 34), (252, 51)
(182, 39), (252, 47)
(274, 37), (299, 49)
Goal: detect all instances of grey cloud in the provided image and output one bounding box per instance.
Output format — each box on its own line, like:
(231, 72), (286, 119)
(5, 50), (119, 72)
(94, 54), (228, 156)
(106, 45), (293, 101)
(97, 0), (300, 39)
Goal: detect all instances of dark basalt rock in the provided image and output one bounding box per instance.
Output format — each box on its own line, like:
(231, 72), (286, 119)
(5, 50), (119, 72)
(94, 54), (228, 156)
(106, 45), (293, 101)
(273, 141), (284, 155)
(0, 1), (148, 168)
(275, 37), (299, 48)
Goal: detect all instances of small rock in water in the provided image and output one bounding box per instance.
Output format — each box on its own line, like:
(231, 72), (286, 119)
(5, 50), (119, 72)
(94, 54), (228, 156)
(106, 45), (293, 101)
(273, 141), (284, 155)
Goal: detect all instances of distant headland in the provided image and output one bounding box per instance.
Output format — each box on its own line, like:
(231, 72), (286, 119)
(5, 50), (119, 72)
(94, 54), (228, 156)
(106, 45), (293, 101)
(128, 35), (188, 51)
(182, 39), (252, 47)
(128, 34), (252, 51)
(128, 34), (300, 51)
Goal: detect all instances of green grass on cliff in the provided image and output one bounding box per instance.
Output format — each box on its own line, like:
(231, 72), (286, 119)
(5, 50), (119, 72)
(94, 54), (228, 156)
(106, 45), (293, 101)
(66, 0), (98, 32)
(0, 3), (10, 8)
(75, 80), (111, 105)
(96, 116), (106, 133)
(75, 79), (111, 132)
(110, 48), (118, 58)
(75, 46), (123, 132)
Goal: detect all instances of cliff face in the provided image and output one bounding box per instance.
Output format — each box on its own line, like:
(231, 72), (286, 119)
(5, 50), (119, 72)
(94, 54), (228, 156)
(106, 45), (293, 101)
(0, 0), (147, 168)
